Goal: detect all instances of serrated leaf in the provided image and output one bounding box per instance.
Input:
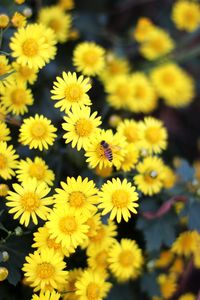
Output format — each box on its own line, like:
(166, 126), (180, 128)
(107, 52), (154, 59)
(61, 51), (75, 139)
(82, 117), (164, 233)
(177, 160), (194, 182)
(140, 271), (161, 297)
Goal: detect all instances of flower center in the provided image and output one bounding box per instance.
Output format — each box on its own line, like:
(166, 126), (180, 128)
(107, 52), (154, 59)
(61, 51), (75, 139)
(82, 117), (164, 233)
(37, 262), (55, 279)
(48, 19), (61, 32)
(11, 89), (26, 106)
(22, 38), (39, 57)
(149, 38), (165, 52)
(29, 163), (45, 180)
(69, 191), (86, 208)
(96, 250), (107, 268)
(145, 127), (161, 144)
(65, 83), (83, 102)
(31, 121), (47, 138)
(124, 127), (139, 143)
(46, 236), (61, 250)
(86, 282), (100, 300)
(75, 118), (93, 137)
(116, 84), (130, 99)
(119, 250), (134, 267)
(184, 10), (196, 24)
(0, 154), (7, 169)
(59, 216), (77, 234)
(112, 190), (130, 208)
(20, 192), (40, 212)
(90, 226), (105, 243)
(144, 170), (158, 183)
(134, 84), (146, 99)
(162, 72), (175, 86)
(19, 65), (33, 78)
(83, 51), (98, 67)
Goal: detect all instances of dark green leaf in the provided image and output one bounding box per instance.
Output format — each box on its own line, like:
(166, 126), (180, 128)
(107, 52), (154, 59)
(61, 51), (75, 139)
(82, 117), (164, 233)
(176, 160), (194, 182)
(0, 71), (15, 81)
(140, 271), (161, 297)
(188, 201), (200, 231)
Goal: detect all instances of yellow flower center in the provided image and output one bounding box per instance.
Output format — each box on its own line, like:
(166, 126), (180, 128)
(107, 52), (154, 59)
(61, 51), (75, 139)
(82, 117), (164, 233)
(65, 83), (83, 102)
(149, 38), (165, 52)
(31, 121), (47, 138)
(22, 38), (39, 57)
(112, 190), (130, 208)
(184, 10), (197, 25)
(108, 61), (121, 75)
(116, 84), (130, 99)
(86, 282), (100, 300)
(119, 250), (134, 267)
(162, 72), (175, 86)
(59, 216), (77, 234)
(69, 191), (86, 208)
(37, 262), (55, 279)
(0, 154), (7, 169)
(11, 89), (26, 106)
(48, 19), (61, 33)
(90, 226), (105, 243)
(19, 65), (34, 78)
(124, 127), (139, 143)
(96, 250), (107, 268)
(20, 192), (40, 212)
(144, 170), (158, 184)
(29, 163), (45, 180)
(83, 50), (99, 67)
(75, 118), (93, 137)
(134, 85), (146, 99)
(46, 236), (61, 250)
(145, 126), (161, 144)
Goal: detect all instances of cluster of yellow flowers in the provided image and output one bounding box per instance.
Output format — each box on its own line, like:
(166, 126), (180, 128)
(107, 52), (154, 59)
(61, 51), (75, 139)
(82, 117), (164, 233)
(0, 0), (200, 299)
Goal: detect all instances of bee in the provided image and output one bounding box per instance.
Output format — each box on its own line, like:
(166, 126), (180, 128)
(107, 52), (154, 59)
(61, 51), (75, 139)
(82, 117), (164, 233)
(100, 140), (113, 162)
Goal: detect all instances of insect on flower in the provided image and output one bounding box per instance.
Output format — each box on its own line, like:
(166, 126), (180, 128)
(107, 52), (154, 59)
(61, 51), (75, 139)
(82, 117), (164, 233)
(100, 140), (113, 162)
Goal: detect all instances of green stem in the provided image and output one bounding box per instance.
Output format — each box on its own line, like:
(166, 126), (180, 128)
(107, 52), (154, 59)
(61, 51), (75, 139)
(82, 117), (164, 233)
(170, 44), (200, 63)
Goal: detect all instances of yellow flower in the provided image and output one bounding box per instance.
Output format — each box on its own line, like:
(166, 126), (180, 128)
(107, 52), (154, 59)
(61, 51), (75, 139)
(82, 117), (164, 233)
(120, 144), (139, 172)
(170, 257), (184, 275)
(11, 12), (27, 28)
(139, 28), (174, 60)
(15, 0), (25, 4)
(172, 0), (200, 32)
(19, 114), (57, 151)
(0, 184), (9, 197)
(98, 178), (139, 223)
(0, 267), (9, 281)
(54, 176), (98, 217)
(75, 269), (112, 300)
(0, 105), (8, 122)
(32, 226), (74, 257)
(84, 213), (101, 240)
(10, 24), (54, 69)
(16, 156), (55, 186)
(0, 141), (18, 180)
(133, 17), (156, 42)
(128, 73), (158, 113)
(6, 179), (53, 227)
(87, 246), (109, 276)
(108, 239), (143, 282)
(51, 71), (91, 113)
(162, 166), (177, 189)
(58, 0), (74, 10)
(0, 55), (11, 89)
(172, 230), (199, 257)
(0, 122), (11, 142)
(155, 250), (174, 268)
(85, 129), (127, 170)
(32, 290), (61, 300)
(23, 248), (68, 291)
(134, 156), (165, 196)
(61, 268), (83, 300)
(12, 61), (38, 84)
(38, 6), (72, 43)
(62, 106), (101, 150)
(150, 63), (195, 107)
(157, 274), (177, 299)
(138, 117), (168, 154)
(95, 165), (113, 178)
(178, 293), (196, 300)
(99, 53), (129, 83)
(73, 42), (105, 76)
(1, 78), (34, 115)
(105, 75), (134, 110)
(0, 14), (9, 28)
(117, 119), (141, 146)
(46, 206), (89, 250)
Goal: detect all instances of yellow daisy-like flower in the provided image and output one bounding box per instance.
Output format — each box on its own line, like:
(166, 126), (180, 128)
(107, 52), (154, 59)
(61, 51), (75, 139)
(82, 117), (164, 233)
(117, 119), (141, 146)
(128, 73), (158, 113)
(0, 14), (9, 29)
(87, 246), (109, 276)
(12, 61), (38, 84)
(120, 144), (139, 172)
(134, 156), (165, 196)
(157, 274), (177, 299)
(75, 269), (112, 300)
(6, 179), (53, 227)
(46, 206), (89, 250)
(150, 63), (195, 107)
(0, 141), (19, 180)
(58, 0), (75, 11)
(51, 71), (91, 113)
(172, 230), (199, 257)
(0, 184), (9, 197)
(10, 24), (54, 69)
(84, 213), (101, 240)
(54, 176), (98, 217)
(19, 114), (57, 151)
(11, 12), (27, 28)
(155, 250), (174, 268)
(178, 293), (196, 300)
(85, 129), (127, 170)
(61, 268), (83, 300)
(73, 42), (105, 76)
(32, 290), (61, 300)
(172, 0), (200, 32)
(139, 28), (174, 60)
(105, 75), (134, 110)
(23, 248), (68, 291)
(0, 55), (11, 89)
(1, 79), (34, 115)
(133, 17), (156, 42)
(38, 6), (72, 43)
(162, 166), (177, 189)
(62, 106), (101, 151)
(108, 239), (143, 282)
(16, 156), (55, 186)
(0, 122), (11, 142)
(32, 226), (74, 257)
(98, 178), (139, 223)
(138, 117), (168, 154)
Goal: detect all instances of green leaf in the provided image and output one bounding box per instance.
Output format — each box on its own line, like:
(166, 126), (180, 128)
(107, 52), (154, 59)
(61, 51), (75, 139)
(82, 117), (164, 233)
(176, 160), (194, 182)
(188, 201), (200, 231)
(140, 271), (161, 297)
(136, 212), (177, 252)
(0, 71), (15, 82)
